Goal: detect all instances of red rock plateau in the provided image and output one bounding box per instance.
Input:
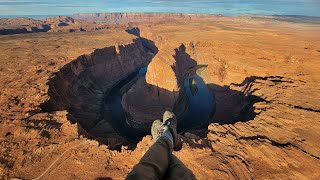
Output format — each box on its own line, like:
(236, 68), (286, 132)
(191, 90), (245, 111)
(0, 16), (112, 35)
(0, 13), (320, 179)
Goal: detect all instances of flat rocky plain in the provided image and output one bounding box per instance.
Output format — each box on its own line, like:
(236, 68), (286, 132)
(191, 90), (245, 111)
(0, 14), (319, 179)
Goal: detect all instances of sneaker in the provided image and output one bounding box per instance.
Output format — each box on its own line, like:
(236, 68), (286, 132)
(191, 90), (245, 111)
(151, 119), (163, 142)
(162, 111), (182, 151)
(151, 119), (173, 145)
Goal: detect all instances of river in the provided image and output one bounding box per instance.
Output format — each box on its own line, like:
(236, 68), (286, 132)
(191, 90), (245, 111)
(103, 65), (215, 142)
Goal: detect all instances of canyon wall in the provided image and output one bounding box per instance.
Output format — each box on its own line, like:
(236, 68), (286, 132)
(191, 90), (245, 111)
(42, 37), (157, 143)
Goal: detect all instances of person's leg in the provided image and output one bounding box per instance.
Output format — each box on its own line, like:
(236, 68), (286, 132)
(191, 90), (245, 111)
(165, 155), (196, 180)
(126, 136), (172, 180)
(126, 111), (183, 180)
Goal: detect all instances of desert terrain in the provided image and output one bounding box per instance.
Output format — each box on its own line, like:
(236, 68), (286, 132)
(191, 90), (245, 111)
(0, 14), (320, 179)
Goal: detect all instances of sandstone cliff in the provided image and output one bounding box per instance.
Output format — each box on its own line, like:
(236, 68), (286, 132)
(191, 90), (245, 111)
(41, 37), (157, 147)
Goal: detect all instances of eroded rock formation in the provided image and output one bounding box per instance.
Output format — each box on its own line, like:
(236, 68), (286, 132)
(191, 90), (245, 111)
(122, 44), (199, 131)
(0, 18), (51, 35)
(0, 16), (111, 35)
(41, 37), (157, 147)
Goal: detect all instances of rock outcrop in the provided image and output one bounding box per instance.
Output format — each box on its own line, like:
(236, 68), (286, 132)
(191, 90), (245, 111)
(0, 18), (51, 35)
(45, 16), (112, 33)
(45, 16), (77, 26)
(122, 44), (196, 131)
(121, 50), (179, 129)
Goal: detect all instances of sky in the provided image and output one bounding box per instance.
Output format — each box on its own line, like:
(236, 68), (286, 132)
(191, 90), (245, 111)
(0, 0), (320, 17)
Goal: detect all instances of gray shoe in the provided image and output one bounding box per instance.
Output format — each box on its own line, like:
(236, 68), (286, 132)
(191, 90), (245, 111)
(151, 119), (163, 142)
(162, 111), (182, 151)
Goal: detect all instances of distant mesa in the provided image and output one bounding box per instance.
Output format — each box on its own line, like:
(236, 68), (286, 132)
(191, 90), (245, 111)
(73, 12), (225, 24)
(0, 15), (109, 35)
(0, 13), (227, 35)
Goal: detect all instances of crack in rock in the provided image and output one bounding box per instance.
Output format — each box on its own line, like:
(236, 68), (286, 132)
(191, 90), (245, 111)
(237, 135), (320, 160)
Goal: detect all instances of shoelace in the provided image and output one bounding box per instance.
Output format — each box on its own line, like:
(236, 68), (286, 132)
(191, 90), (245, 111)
(163, 120), (171, 126)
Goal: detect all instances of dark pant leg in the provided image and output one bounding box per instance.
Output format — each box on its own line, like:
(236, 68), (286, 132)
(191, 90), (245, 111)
(165, 155), (196, 180)
(126, 137), (172, 180)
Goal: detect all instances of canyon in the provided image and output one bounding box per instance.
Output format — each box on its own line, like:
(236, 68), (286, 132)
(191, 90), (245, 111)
(0, 14), (320, 179)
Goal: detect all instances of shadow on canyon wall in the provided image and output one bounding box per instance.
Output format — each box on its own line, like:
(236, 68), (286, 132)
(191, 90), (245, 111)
(40, 37), (266, 150)
(125, 27), (141, 37)
(172, 44), (266, 135)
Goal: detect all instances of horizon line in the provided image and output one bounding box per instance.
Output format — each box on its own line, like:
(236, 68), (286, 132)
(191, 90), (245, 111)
(1, 12), (320, 20)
